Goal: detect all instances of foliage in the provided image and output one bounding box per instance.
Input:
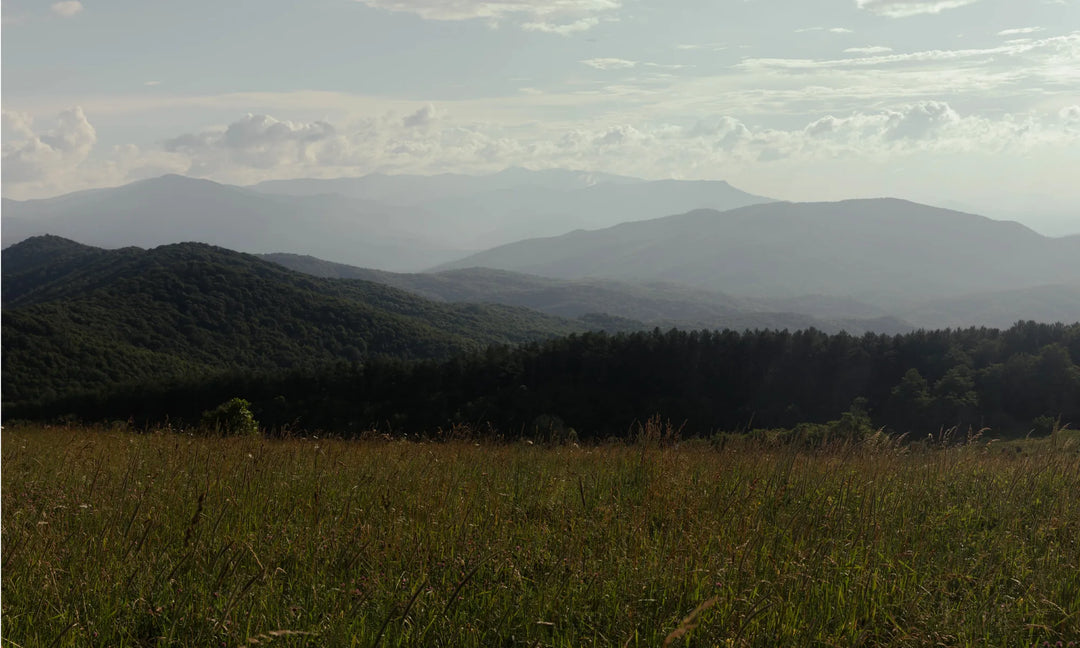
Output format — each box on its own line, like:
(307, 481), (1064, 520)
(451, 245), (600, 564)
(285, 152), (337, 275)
(3, 426), (1078, 646)
(199, 397), (259, 436)
(15, 321), (1080, 440)
(2, 236), (588, 403)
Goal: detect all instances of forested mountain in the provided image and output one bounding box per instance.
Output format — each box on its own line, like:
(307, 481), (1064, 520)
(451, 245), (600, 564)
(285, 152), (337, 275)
(262, 252), (912, 334)
(435, 199), (1080, 310)
(1, 236), (592, 404)
(15, 323), (1079, 440)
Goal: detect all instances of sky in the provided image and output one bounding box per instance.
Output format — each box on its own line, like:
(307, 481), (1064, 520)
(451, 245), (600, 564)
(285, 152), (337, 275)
(2, 0), (1079, 234)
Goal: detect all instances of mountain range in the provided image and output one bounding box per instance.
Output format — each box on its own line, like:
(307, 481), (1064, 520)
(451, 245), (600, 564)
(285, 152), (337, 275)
(3, 171), (1077, 336)
(435, 198), (1080, 319)
(261, 253), (912, 334)
(250, 167), (772, 248)
(2, 169), (771, 270)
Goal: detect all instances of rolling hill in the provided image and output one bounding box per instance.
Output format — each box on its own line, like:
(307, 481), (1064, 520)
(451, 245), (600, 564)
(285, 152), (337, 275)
(1, 236), (593, 404)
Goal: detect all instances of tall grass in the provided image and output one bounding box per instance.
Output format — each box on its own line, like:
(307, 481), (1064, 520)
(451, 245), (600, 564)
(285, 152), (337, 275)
(2, 424), (1078, 646)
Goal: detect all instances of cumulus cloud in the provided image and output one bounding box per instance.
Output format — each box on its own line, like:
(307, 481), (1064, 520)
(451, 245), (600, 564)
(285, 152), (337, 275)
(354, 0), (619, 33)
(402, 103), (439, 129)
(884, 100), (961, 139)
(855, 0), (980, 17)
(50, 1), (83, 18)
(1061, 105), (1080, 128)
(6, 98), (1077, 206)
(802, 101), (969, 146)
(164, 113), (338, 169)
(2, 107), (96, 184)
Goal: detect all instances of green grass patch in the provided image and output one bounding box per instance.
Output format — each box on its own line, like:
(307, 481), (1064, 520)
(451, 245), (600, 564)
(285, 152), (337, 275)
(2, 425), (1078, 646)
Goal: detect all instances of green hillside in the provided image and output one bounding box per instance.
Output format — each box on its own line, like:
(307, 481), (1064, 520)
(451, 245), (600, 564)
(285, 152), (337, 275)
(2, 236), (587, 404)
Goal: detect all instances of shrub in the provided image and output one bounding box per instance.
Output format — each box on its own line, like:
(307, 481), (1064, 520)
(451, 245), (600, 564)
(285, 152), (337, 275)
(199, 397), (259, 436)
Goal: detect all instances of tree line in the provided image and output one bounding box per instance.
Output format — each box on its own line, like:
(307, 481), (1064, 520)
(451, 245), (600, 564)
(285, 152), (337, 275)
(10, 321), (1078, 441)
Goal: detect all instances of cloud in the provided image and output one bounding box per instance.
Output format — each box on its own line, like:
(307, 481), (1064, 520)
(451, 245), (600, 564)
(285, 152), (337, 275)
(882, 100), (961, 139)
(739, 33), (1079, 71)
(855, 0), (980, 17)
(998, 27), (1044, 36)
(581, 57), (636, 70)
(803, 102), (961, 142)
(403, 103), (439, 128)
(164, 113), (339, 170)
(354, 0), (619, 33)
(844, 46), (894, 54)
(675, 43), (727, 51)
(2, 107), (96, 184)
(50, 1), (83, 18)
(522, 17), (599, 34)
(795, 27), (854, 33)
(3, 100), (1078, 212)
(1061, 105), (1080, 126)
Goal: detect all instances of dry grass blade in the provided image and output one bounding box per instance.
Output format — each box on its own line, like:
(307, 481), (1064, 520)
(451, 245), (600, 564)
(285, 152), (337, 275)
(443, 555), (490, 617)
(240, 629), (317, 646)
(663, 596), (718, 646)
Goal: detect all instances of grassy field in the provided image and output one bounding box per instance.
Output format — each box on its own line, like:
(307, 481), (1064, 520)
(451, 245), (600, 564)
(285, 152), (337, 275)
(2, 424), (1078, 647)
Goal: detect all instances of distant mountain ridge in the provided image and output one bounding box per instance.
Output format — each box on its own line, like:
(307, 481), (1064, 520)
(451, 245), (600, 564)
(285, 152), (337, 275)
(261, 252), (913, 334)
(2, 174), (471, 272)
(434, 198), (1080, 315)
(3, 169), (773, 268)
(251, 168), (773, 248)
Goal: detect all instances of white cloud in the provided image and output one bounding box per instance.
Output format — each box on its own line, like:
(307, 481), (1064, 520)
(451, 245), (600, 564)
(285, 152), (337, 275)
(740, 33), (1079, 71)
(855, 0), (980, 17)
(675, 43), (726, 51)
(2, 107), (96, 184)
(354, 0), (619, 32)
(164, 113), (340, 170)
(795, 26), (855, 33)
(582, 57), (636, 70)
(3, 101), (1078, 213)
(402, 103), (439, 129)
(1061, 105), (1080, 126)
(844, 46), (894, 54)
(522, 17), (599, 34)
(998, 27), (1045, 36)
(154, 103), (1074, 180)
(50, 1), (83, 18)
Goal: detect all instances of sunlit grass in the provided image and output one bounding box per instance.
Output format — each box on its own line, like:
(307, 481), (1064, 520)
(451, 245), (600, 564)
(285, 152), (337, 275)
(2, 424), (1078, 646)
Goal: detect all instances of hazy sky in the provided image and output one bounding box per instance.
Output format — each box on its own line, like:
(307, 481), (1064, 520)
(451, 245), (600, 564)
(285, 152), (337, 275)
(2, 0), (1078, 233)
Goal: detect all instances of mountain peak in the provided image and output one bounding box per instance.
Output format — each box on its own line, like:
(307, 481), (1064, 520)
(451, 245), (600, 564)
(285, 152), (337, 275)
(131, 174), (227, 191)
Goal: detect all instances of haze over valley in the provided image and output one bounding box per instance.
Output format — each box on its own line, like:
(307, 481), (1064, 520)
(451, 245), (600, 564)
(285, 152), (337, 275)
(5, 168), (1077, 333)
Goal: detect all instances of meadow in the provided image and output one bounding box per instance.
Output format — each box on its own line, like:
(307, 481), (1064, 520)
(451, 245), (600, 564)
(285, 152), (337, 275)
(2, 424), (1078, 647)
